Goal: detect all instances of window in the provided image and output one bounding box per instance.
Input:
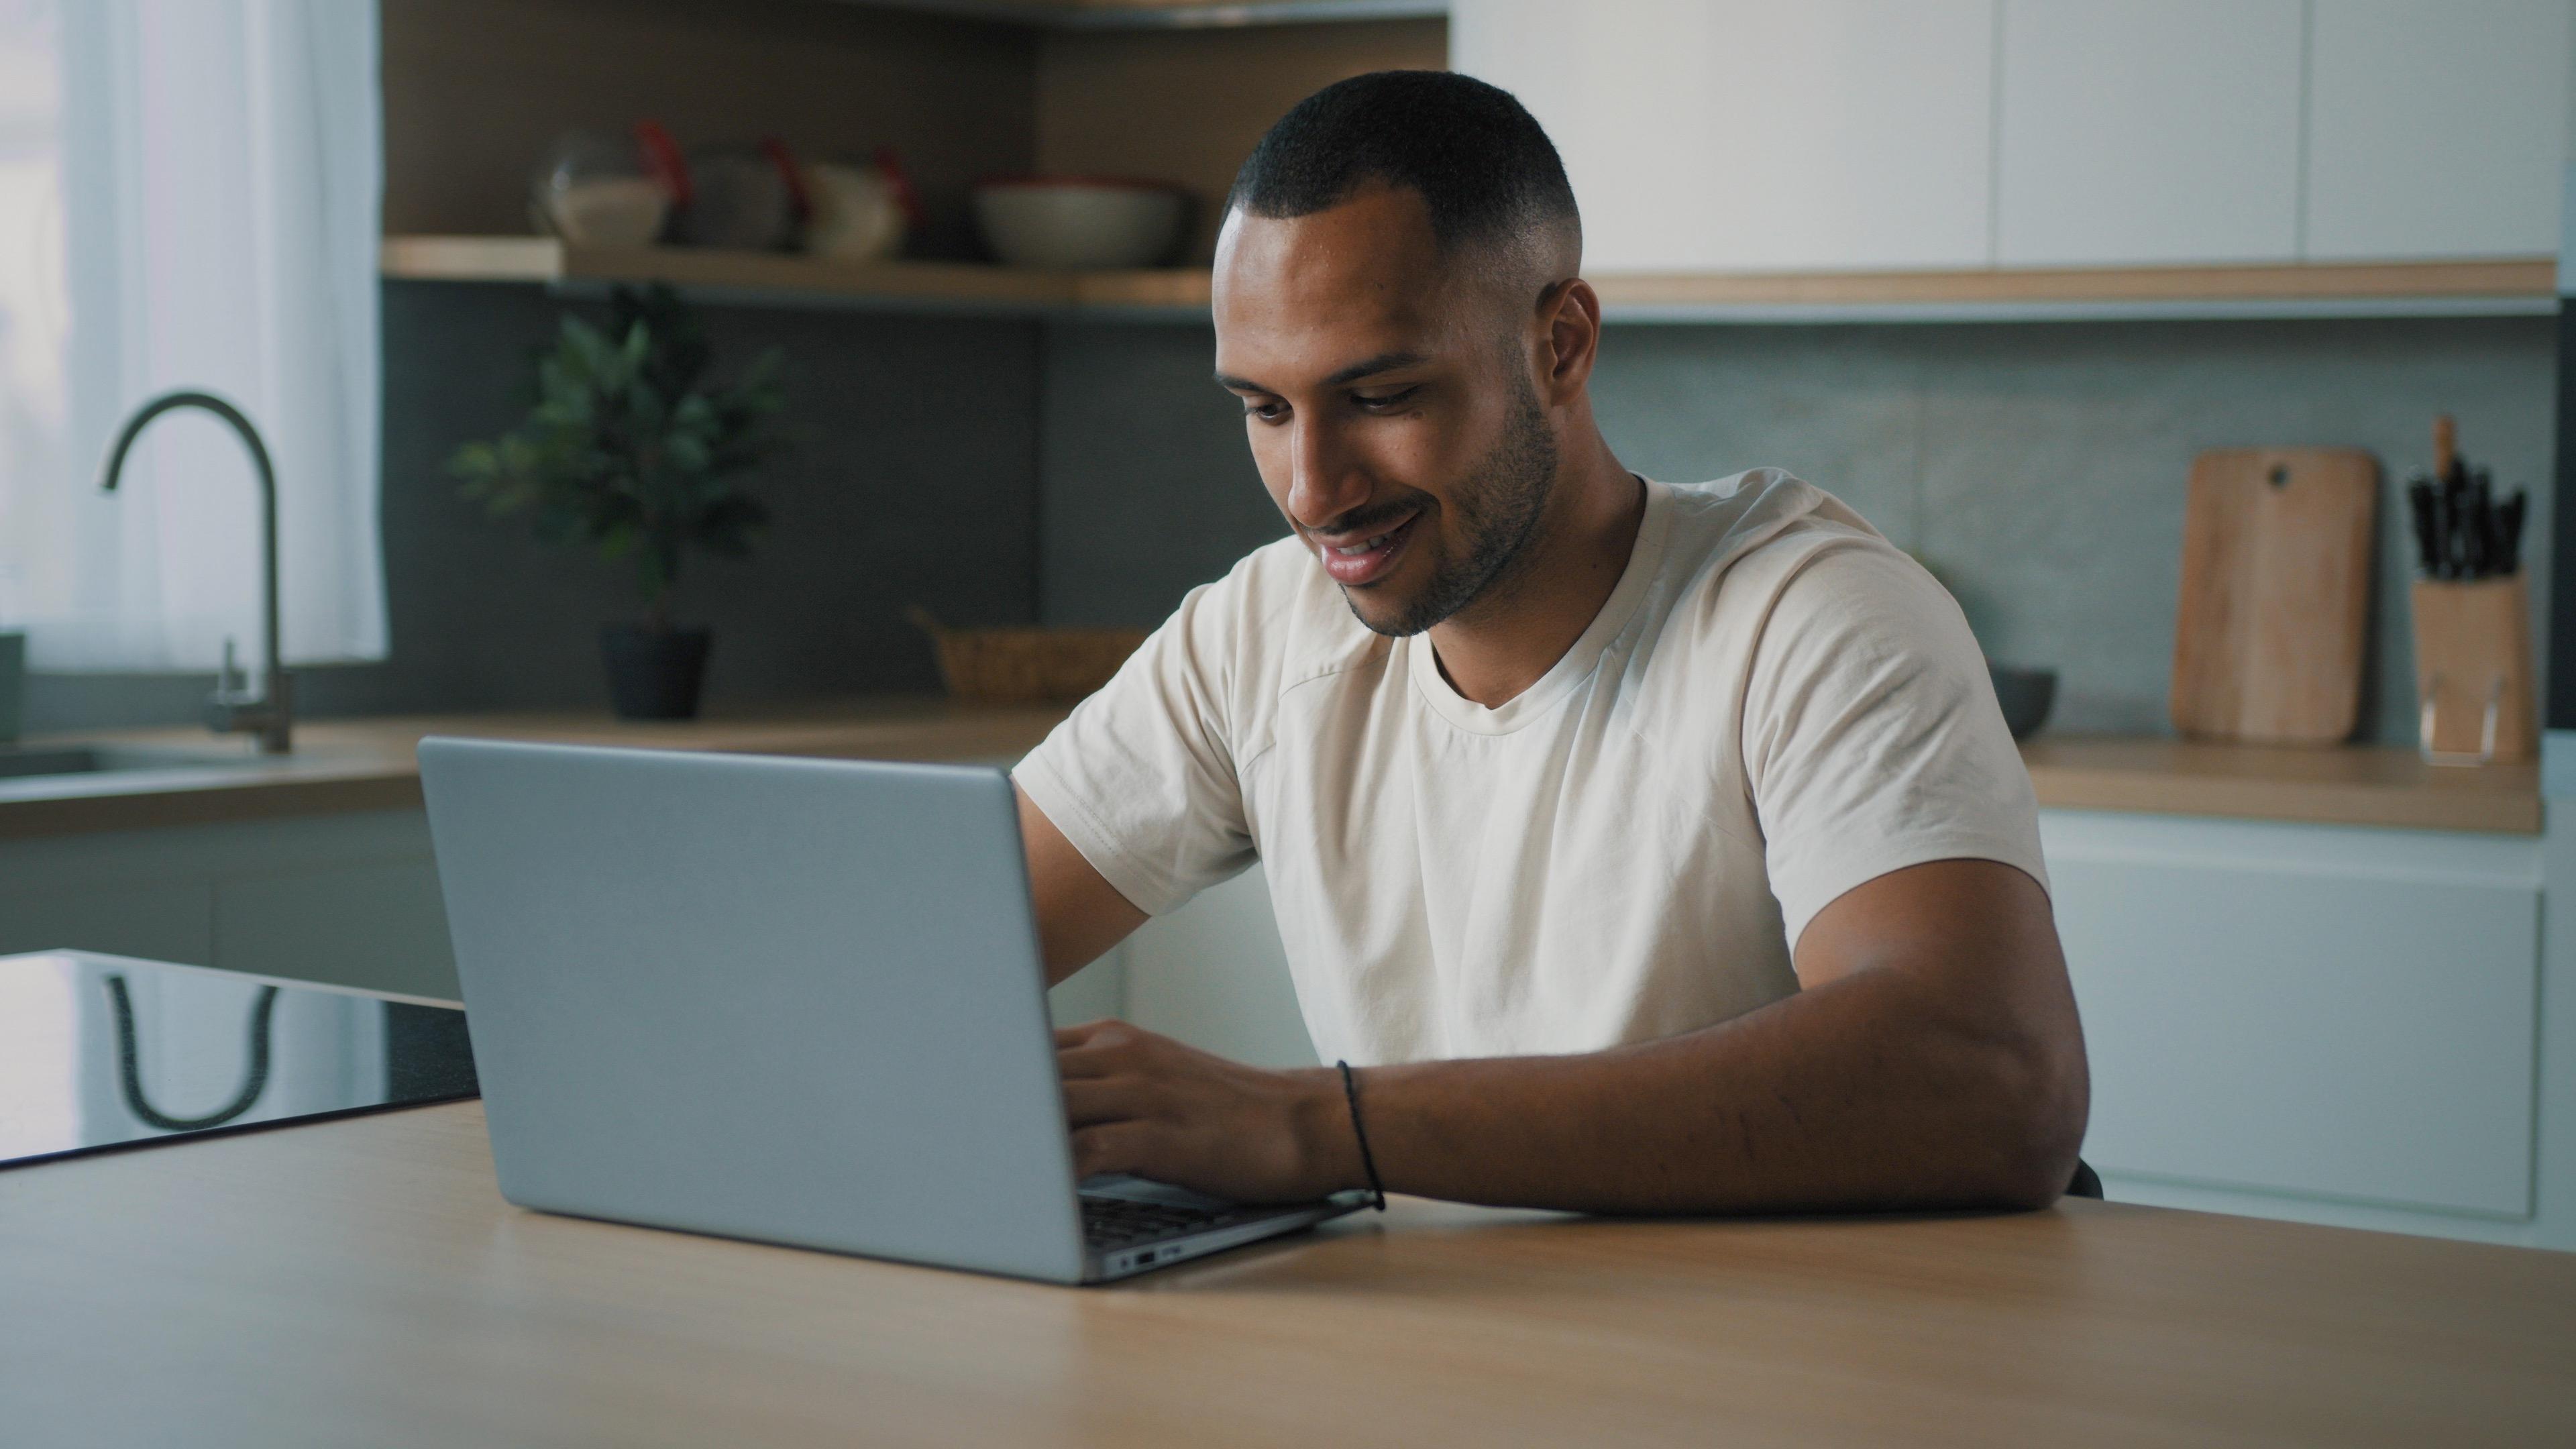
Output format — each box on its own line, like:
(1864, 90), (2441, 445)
(0, 0), (383, 672)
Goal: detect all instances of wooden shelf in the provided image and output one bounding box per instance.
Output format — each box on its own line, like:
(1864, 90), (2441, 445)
(846, 0), (1447, 30)
(382, 237), (2557, 322)
(379, 235), (1212, 316)
(1586, 258), (2558, 322)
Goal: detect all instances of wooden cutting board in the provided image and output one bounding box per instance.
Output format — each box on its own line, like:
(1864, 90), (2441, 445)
(2169, 447), (2378, 745)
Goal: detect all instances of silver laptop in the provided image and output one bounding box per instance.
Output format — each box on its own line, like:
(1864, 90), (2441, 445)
(417, 736), (1358, 1284)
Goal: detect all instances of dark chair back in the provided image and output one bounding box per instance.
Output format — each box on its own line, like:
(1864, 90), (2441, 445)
(2066, 1159), (2103, 1199)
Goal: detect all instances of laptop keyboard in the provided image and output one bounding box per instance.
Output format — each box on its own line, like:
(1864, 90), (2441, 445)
(1081, 1193), (1239, 1250)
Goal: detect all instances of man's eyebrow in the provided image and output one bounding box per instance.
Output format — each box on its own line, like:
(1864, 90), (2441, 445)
(1325, 351), (1430, 387)
(1212, 351), (1431, 394)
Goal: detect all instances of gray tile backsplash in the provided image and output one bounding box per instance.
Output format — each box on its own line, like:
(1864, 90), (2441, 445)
(1036, 321), (1283, 630)
(32, 300), (2553, 751)
(1590, 325), (1929, 549)
(356, 282), (1043, 716)
(26, 281), (1042, 731)
(1038, 314), (2557, 745)
(1903, 318), (2555, 738)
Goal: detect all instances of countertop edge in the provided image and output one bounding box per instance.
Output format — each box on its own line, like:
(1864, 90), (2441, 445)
(0, 773), (429, 841)
(0, 708), (2544, 839)
(2025, 766), (2544, 835)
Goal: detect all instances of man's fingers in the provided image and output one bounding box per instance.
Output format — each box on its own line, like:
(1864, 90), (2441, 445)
(1071, 1120), (1163, 1181)
(1055, 1040), (1126, 1079)
(1057, 1021), (1156, 1079)
(1059, 1075), (1160, 1128)
(1054, 1018), (1146, 1053)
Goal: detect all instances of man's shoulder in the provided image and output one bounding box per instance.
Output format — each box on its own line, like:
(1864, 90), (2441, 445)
(1656, 468), (1909, 606)
(1650, 472), (1974, 696)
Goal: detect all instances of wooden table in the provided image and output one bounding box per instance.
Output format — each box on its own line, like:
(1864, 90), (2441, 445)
(5, 1103), (2570, 1447)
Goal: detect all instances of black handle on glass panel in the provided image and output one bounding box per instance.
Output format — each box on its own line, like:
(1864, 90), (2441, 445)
(105, 973), (278, 1131)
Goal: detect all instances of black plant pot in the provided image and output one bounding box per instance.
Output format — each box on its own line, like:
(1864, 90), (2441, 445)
(600, 624), (712, 720)
(1987, 660), (2057, 741)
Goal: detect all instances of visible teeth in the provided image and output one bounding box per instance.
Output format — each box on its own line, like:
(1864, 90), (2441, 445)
(1331, 532), (1391, 556)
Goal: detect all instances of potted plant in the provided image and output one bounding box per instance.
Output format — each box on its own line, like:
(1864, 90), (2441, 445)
(450, 284), (784, 720)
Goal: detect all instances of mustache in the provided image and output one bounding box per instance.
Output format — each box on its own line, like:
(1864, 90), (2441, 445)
(1307, 496), (1430, 537)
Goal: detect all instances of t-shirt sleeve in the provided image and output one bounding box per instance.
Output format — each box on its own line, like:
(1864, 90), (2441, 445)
(1011, 574), (1260, 918)
(1739, 540), (2049, 955)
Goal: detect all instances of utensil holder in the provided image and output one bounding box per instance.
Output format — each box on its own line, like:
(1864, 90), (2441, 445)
(2411, 575), (2535, 765)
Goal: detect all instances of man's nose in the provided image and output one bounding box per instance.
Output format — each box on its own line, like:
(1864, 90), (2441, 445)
(1285, 419), (1370, 532)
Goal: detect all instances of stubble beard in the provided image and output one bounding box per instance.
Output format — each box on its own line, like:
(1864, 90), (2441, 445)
(1344, 372), (1560, 639)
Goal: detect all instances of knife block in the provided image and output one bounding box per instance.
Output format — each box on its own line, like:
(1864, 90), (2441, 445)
(2411, 575), (2535, 764)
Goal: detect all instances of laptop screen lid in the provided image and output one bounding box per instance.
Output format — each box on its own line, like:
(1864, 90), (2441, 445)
(419, 737), (1087, 1283)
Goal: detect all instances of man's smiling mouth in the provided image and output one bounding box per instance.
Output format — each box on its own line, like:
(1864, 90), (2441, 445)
(1315, 511), (1420, 587)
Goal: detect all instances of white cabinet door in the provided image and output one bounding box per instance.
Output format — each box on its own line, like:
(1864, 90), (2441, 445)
(1996, 0), (2305, 264)
(1046, 950), (1125, 1028)
(1454, 0), (1723, 271)
(1693, 0), (1998, 270)
(1452, 0), (1998, 272)
(2044, 811), (2540, 1220)
(213, 858), (457, 1001)
(1120, 864), (1317, 1068)
(2304, 0), (2572, 260)
(0, 882), (212, 967)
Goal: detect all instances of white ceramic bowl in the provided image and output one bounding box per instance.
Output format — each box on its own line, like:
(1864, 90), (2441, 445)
(973, 178), (1186, 270)
(539, 177), (668, 248)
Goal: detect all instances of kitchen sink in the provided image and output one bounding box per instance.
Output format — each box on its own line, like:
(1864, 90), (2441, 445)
(0, 745), (262, 780)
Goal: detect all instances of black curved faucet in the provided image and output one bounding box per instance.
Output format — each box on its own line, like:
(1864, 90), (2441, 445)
(97, 390), (292, 753)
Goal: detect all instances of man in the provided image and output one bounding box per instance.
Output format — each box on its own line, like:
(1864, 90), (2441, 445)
(1013, 70), (2087, 1215)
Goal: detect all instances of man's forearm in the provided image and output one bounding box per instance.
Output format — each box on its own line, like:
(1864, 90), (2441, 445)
(1310, 965), (2086, 1215)
(1058, 860), (2089, 1213)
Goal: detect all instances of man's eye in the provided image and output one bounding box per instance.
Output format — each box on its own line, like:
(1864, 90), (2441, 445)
(1354, 386), (1420, 411)
(1244, 400), (1287, 423)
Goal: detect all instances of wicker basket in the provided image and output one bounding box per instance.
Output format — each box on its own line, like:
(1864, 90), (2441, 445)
(906, 607), (1148, 704)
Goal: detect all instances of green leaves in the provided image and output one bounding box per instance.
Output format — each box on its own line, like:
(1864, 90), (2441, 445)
(447, 283), (786, 621)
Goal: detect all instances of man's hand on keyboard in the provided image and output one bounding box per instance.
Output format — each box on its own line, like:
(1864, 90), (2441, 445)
(1055, 1020), (1358, 1205)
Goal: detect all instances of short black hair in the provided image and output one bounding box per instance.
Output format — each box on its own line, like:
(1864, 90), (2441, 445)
(1226, 70), (1579, 257)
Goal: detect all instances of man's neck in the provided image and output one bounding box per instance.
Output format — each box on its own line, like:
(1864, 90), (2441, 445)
(1424, 433), (1646, 709)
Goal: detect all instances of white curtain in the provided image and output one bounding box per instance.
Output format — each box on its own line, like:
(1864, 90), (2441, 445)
(0, 0), (382, 672)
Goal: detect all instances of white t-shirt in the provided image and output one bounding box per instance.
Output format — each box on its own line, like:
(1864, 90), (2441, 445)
(1014, 470), (2048, 1066)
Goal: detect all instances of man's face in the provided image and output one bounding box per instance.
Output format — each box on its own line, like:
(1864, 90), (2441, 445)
(1212, 186), (1559, 637)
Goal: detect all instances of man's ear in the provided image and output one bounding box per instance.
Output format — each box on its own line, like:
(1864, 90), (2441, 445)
(1538, 276), (1602, 405)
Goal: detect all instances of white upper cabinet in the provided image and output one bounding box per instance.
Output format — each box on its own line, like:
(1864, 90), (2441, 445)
(1458, 1), (2573, 274)
(1996, 0), (2306, 266)
(1452, 0), (1725, 272)
(2303, 0), (2572, 260)
(1695, 1), (1996, 271)
(1452, 0), (1998, 272)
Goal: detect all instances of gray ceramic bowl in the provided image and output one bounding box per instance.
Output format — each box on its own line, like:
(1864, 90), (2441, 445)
(1988, 661), (2057, 741)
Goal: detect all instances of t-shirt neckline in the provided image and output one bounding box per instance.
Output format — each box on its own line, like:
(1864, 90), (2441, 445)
(1407, 478), (1674, 737)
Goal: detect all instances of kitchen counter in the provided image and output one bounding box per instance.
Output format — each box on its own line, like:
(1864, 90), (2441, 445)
(2020, 735), (2541, 834)
(0, 696), (1072, 840)
(0, 699), (2542, 838)
(5, 1096), (2570, 1447)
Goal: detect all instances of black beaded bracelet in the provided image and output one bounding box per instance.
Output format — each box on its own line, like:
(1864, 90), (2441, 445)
(1336, 1059), (1387, 1212)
